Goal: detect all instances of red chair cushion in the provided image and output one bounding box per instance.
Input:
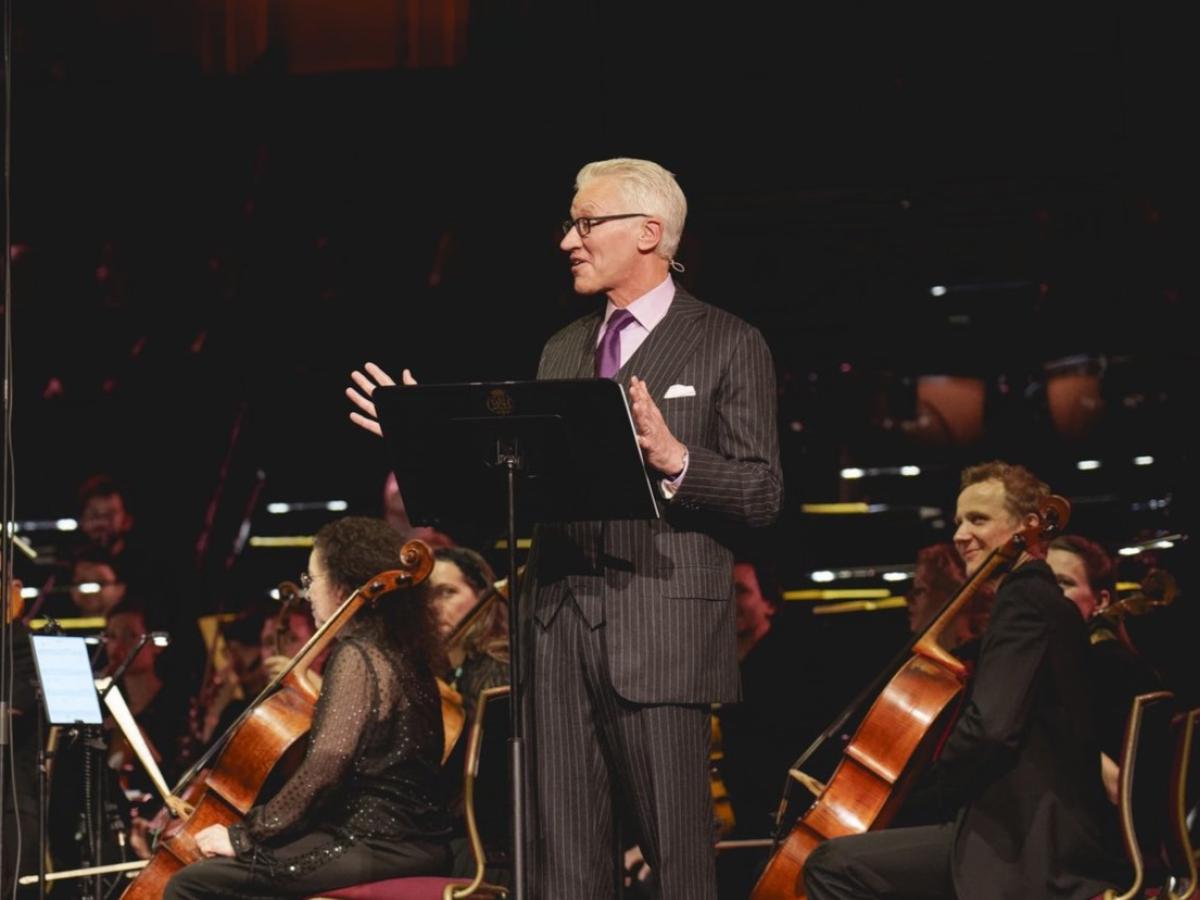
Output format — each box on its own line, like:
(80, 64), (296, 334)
(309, 876), (461, 899)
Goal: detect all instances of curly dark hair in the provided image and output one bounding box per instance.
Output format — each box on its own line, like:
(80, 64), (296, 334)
(312, 516), (442, 674)
(960, 460), (1050, 520)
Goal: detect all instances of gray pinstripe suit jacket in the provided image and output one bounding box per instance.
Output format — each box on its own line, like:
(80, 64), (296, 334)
(530, 286), (783, 705)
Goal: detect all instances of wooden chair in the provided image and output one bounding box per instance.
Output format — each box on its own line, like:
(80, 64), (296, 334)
(307, 685), (511, 900)
(1162, 706), (1198, 900)
(1104, 691), (1177, 900)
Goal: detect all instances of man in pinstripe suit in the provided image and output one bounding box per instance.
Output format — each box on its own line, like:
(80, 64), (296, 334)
(527, 158), (783, 899)
(346, 157), (782, 898)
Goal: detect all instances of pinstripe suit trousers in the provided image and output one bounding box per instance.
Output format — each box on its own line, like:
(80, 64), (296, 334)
(528, 597), (717, 900)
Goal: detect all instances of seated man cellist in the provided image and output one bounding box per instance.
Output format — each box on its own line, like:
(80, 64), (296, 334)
(804, 461), (1116, 900)
(165, 516), (453, 899)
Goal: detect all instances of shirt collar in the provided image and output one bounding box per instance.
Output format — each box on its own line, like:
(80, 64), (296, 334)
(603, 274), (676, 331)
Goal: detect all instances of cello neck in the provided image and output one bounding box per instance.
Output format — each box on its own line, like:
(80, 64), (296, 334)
(172, 562), (428, 794)
(279, 587), (367, 700)
(914, 495), (1069, 673)
(270, 566), (413, 697)
(168, 597), (361, 794)
(912, 546), (1014, 677)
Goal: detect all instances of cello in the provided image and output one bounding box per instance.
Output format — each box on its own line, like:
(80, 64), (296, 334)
(120, 540), (435, 899)
(751, 495), (1069, 900)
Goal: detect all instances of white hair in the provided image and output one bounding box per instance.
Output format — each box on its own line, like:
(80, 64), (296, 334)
(575, 158), (688, 261)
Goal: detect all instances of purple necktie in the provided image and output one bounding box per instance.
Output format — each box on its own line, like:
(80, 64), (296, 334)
(595, 309), (636, 379)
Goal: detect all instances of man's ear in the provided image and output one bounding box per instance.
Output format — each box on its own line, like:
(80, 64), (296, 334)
(637, 218), (663, 253)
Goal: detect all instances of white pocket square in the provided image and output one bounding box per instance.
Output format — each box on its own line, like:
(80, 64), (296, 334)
(663, 384), (696, 399)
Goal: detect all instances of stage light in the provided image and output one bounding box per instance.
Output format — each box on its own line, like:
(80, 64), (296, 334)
(1045, 355), (1105, 440)
(268, 500), (349, 514)
(912, 375), (985, 446)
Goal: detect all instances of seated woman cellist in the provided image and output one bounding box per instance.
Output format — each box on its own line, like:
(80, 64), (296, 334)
(165, 515), (453, 899)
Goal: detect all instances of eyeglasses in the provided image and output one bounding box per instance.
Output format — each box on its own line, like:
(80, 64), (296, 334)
(299, 572), (314, 598)
(560, 213), (649, 237)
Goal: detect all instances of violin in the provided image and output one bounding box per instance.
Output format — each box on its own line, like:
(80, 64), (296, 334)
(443, 565), (521, 658)
(1088, 566), (1178, 676)
(120, 541), (435, 899)
(436, 567), (521, 756)
(751, 497), (1070, 900)
(1098, 567), (1177, 621)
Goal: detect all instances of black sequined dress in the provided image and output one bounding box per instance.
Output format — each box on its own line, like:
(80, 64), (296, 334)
(164, 626), (452, 899)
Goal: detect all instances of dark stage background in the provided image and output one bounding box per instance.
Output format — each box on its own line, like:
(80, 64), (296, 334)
(3, 1), (1195, 720)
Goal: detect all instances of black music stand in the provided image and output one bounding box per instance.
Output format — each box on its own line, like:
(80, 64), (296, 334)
(373, 378), (660, 900)
(29, 635), (106, 900)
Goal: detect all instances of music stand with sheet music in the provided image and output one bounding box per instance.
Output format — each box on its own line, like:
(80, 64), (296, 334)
(372, 378), (659, 900)
(29, 635), (104, 727)
(28, 635), (106, 898)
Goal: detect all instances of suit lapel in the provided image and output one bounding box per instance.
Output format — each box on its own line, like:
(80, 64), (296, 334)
(576, 315), (601, 379)
(540, 310), (602, 380)
(615, 289), (706, 397)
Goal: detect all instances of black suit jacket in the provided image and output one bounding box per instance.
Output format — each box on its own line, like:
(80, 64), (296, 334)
(529, 286), (783, 704)
(914, 560), (1113, 899)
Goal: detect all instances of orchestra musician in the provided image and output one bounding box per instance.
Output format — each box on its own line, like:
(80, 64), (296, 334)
(1047, 534), (1164, 761)
(804, 461), (1117, 900)
(1045, 532), (1165, 860)
(425, 546), (512, 884)
(429, 546), (509, 720)
(100, 602), (189, 797)
(163, 516), (453, 899)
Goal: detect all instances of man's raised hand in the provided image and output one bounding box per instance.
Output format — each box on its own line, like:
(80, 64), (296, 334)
(346, 363), (417, 437)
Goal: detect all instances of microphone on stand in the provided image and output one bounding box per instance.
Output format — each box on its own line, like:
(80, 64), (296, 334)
(97, 632), (170, 699)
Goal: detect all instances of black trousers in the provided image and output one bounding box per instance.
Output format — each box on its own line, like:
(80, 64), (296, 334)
(163, 831), (450, 900)
(528, 600), (716, 900)
(803, 823), (957, 900)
